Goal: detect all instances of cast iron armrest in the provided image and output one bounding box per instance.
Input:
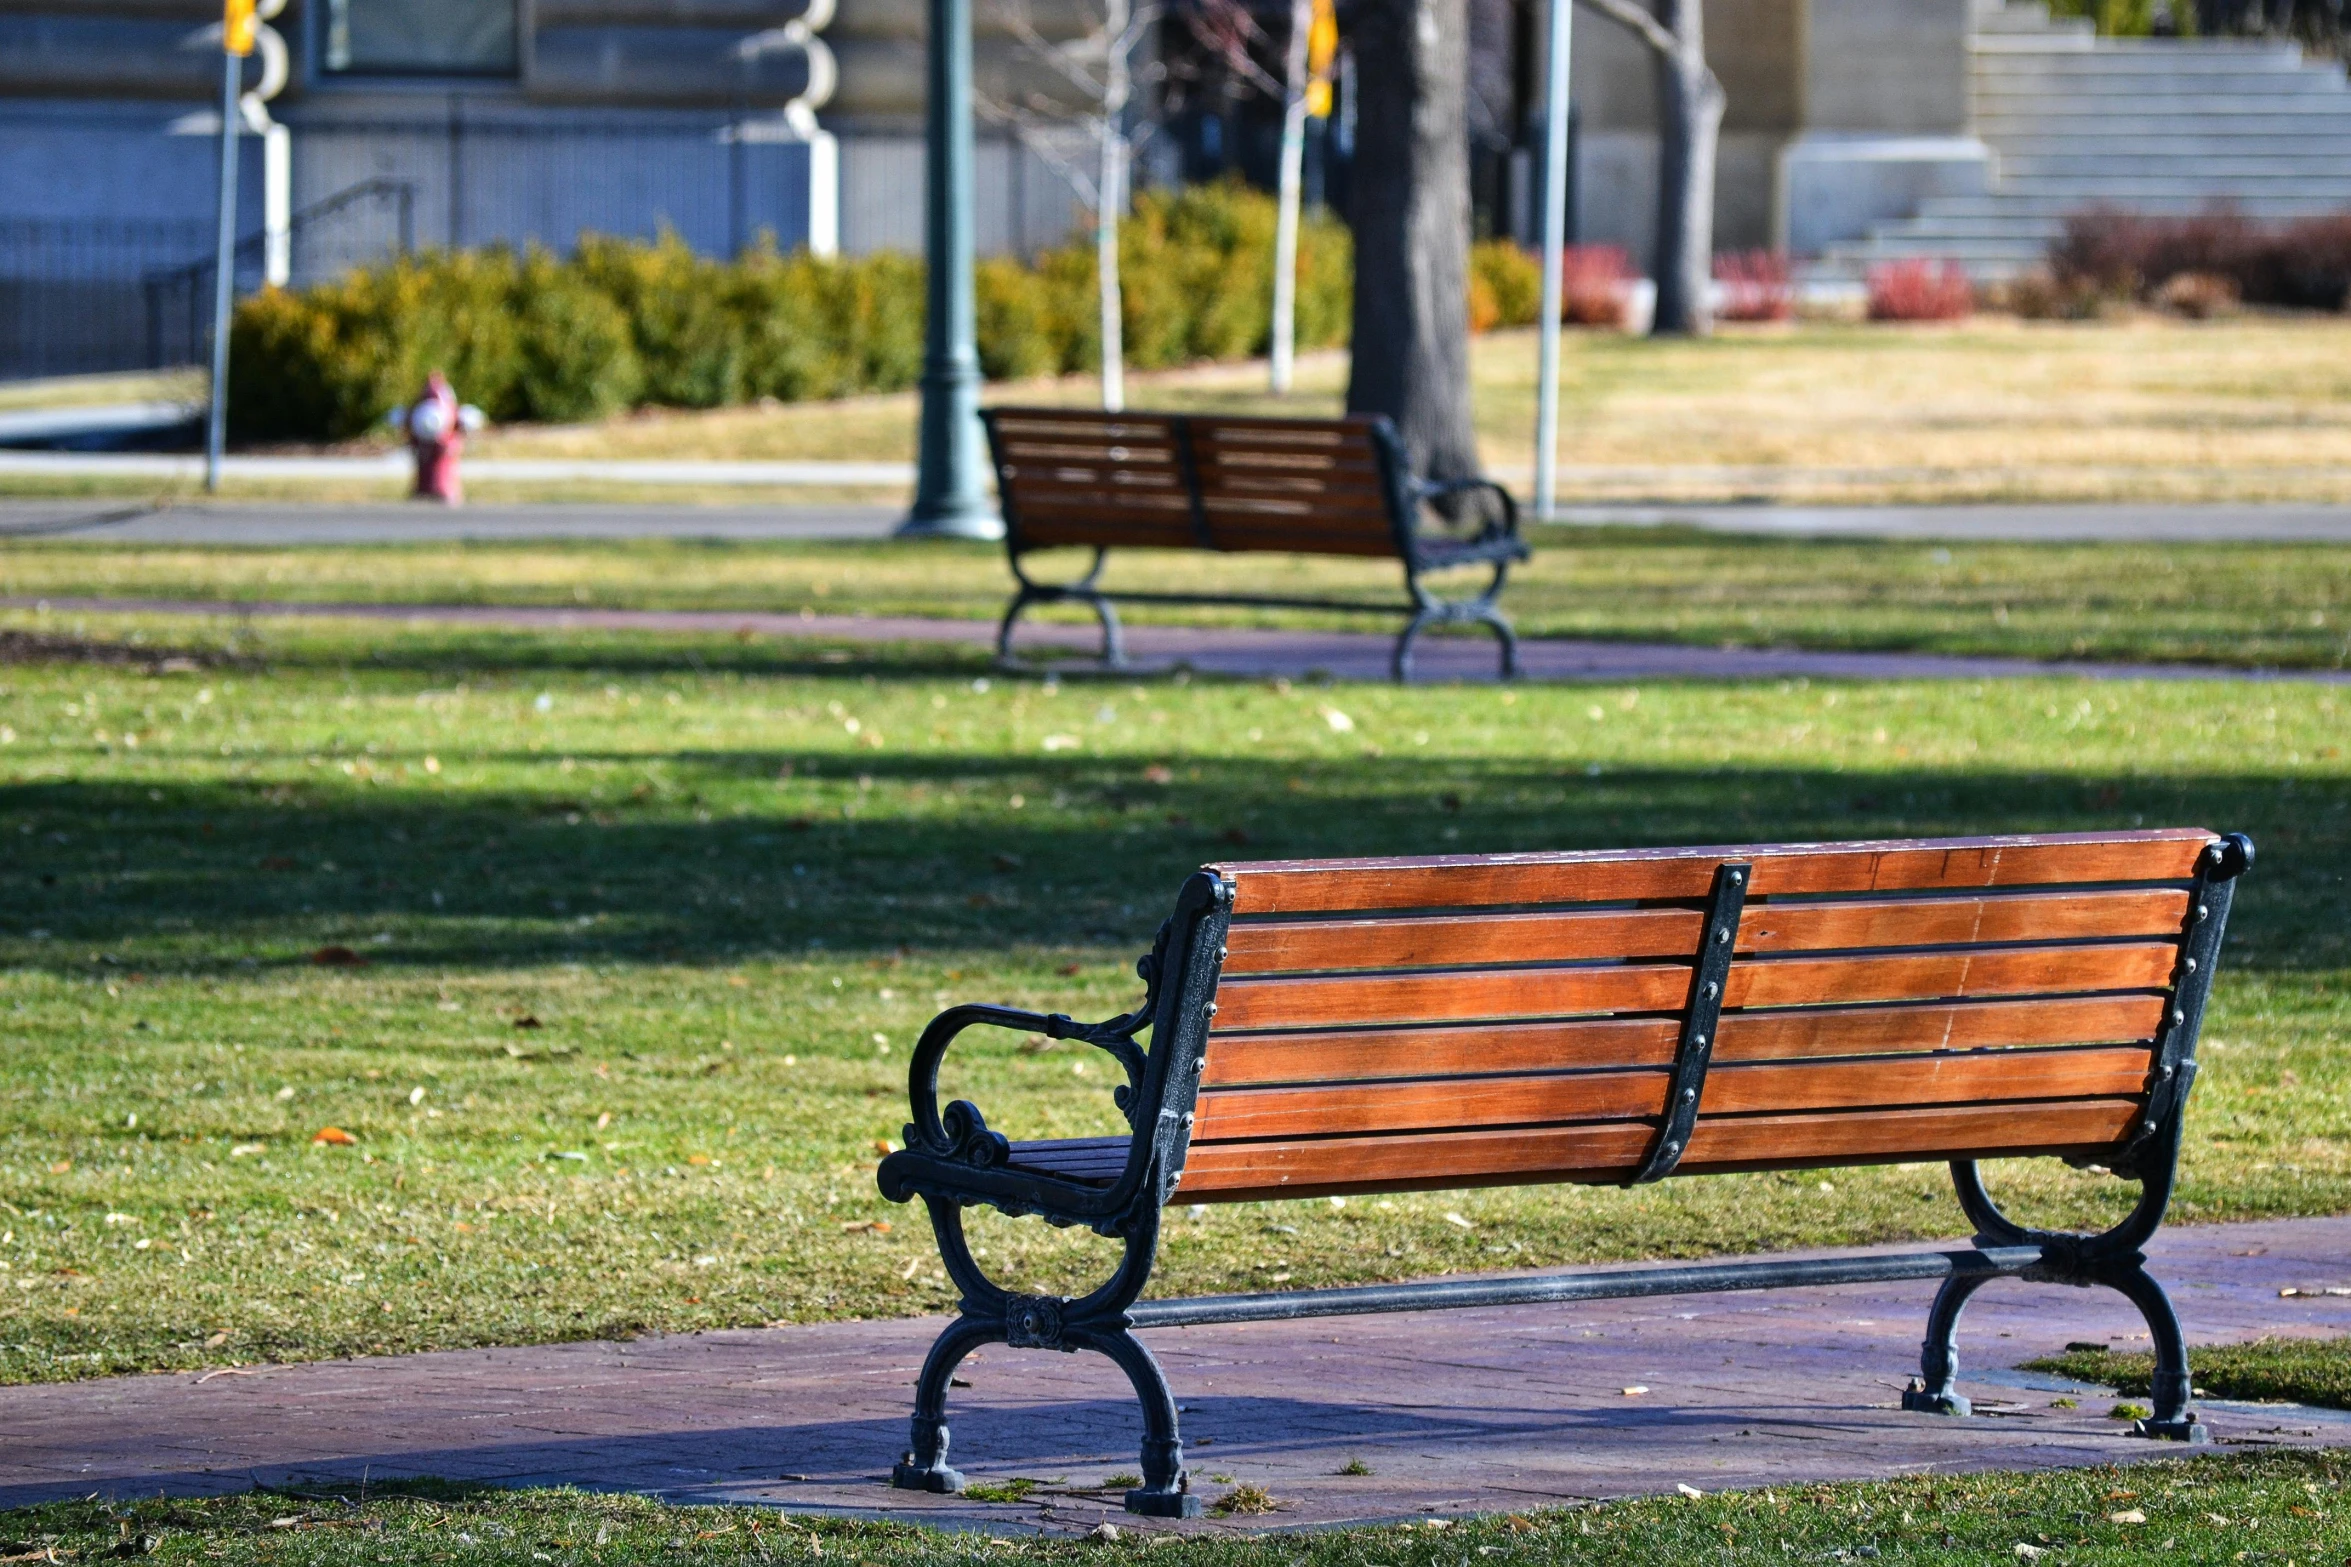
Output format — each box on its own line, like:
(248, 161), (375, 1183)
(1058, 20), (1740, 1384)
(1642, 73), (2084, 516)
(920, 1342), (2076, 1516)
(1412, 475), (1525, 551)
(901, 1001), (1153, 1166)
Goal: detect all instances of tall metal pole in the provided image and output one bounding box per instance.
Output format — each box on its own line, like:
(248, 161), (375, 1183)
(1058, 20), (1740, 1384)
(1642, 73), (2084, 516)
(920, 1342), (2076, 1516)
(1532, 0), (1572, 523)
(897, 0), (1000, 538)
(204, 46), (242, 495)
(1268, 0), (1312, 395)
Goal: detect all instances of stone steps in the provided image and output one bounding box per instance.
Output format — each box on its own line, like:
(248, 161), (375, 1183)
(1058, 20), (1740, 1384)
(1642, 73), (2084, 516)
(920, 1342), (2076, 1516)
(1815, 0), (2351, 280)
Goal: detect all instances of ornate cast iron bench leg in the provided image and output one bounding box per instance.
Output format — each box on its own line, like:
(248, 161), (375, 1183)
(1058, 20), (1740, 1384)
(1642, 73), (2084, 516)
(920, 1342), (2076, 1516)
(890, 1196), (1200, 1517)
(1902, 1157), (2208, 1443)
(1393, 561), (1519, 684)
(1902, 1271), (1997, 1418)
(997, 550), (1125, 672)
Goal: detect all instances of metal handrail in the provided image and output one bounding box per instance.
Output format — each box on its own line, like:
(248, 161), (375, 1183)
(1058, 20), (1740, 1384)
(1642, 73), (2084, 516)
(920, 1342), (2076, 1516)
(142, 178), (417, 366)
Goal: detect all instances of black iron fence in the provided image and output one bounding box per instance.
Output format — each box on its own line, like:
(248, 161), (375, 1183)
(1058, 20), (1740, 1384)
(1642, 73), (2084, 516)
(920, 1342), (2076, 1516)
(0, 178), (415, 381)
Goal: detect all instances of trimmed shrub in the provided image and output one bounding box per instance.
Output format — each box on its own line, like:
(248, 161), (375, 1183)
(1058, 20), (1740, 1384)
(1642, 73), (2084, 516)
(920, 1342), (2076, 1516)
(1867, 259), (1974, 322)
(574, 231), (744, 409)
(1469, 240), (1542, 330)
(224, 180), (1358, 442)
(974, 256), (1060, 381)
(1714, 250), (1794, 322)
(512, 252), (643, 423)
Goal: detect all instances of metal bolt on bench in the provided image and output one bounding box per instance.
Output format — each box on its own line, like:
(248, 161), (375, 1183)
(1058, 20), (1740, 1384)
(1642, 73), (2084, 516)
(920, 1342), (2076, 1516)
(878, 829), (2253, 1516)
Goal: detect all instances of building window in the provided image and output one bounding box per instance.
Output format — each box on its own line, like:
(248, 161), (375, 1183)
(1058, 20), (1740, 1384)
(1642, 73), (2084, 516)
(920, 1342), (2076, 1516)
(323, 0), (518, 75)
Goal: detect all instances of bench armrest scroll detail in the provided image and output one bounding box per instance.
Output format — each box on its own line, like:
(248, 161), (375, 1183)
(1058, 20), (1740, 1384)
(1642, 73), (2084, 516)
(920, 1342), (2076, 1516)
(1412, 476), (1523, 548)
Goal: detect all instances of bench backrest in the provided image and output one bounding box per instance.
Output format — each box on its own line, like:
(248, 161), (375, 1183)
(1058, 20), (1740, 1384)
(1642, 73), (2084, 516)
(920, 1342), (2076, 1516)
(1169, 830), (2236, 1203)
(984, 408), (1412, 559)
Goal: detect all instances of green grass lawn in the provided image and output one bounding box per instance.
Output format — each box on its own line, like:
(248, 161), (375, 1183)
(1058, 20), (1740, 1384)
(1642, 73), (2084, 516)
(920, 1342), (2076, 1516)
(4, 1451), (2345, 1565)
(2029, 1336), (2351, 1412)
(1, 608), (2346, 1388)
(4, 529), (2348, 669)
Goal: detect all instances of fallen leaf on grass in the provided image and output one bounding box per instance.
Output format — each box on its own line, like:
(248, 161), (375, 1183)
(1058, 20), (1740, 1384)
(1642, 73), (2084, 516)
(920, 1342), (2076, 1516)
(310, 946), (367, 968)
(48, 1160), (70, 1174)
(2108, 1510), (2146, 1524)
(312, 1127), (356, 1145)
(229, 1143), (264, 1158)
(841, 1220), (891, 1234)
(513, 1015), (543, 1030)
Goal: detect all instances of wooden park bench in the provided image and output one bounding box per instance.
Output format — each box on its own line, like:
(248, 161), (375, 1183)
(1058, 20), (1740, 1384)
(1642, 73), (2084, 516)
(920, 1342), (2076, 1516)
(877, 827), (2253, 1517)
(980, 408), (1528, 682)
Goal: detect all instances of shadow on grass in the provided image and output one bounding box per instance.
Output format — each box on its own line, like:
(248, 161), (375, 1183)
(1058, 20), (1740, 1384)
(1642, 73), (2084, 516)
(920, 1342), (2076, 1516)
(3, 751), (2343, 974)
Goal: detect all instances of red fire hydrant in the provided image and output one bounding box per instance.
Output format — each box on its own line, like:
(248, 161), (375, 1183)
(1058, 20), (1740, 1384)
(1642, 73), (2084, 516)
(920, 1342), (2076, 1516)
(392, 372), (485, 505)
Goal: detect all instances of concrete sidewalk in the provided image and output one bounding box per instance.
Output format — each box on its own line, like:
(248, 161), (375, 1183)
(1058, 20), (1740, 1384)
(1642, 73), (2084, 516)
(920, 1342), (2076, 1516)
(11, 593), (2347, 685)
(9, 498), (2351, 544)
(5, 1218), (2349, 1534)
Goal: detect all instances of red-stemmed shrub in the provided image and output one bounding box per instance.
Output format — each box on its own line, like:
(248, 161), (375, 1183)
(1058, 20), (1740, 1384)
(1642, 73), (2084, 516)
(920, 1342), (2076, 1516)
(1713, 250), (1794, 322)
(1866, 258), (1975, 322)
(1559, 244), (1637, 327)
(2050, 203), (2351, 310)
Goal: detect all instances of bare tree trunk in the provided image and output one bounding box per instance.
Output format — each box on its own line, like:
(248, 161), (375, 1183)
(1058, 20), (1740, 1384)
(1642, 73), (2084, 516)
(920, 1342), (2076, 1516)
(1649, 0), (1722, 335)
(1344, 0), (1478, 480)
(1579, 0), (1725, 337)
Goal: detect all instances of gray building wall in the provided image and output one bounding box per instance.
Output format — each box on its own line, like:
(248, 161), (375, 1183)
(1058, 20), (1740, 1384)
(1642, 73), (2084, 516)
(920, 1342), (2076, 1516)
(1563, 0), (1987, 266)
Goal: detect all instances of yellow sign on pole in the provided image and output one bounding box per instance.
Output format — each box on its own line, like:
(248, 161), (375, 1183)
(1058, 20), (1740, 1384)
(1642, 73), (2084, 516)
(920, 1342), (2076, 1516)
(224, 0), (256, 56)
(1303, 0), (1336, 117)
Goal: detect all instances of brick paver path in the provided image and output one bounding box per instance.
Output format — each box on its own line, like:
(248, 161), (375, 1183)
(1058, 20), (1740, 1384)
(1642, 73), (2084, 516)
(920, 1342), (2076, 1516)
(9, 596), (2348, 686)
(8, 1218), (2351, 1534)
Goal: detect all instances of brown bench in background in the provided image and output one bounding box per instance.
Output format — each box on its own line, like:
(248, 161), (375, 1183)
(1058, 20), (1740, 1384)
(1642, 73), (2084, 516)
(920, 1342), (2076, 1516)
(981, 407), (1528, 681)
(879, 827), (2253, 1515)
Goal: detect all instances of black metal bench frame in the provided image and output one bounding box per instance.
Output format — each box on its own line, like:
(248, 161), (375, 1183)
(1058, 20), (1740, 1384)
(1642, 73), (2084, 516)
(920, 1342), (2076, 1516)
(981, 410), (1530, 683)
(875, 835), (2253, 1519)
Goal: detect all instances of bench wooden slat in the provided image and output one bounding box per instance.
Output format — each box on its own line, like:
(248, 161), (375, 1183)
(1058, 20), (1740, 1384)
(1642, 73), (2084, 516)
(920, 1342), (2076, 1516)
(1713, 993), (2166, 1061)
(1212, 940), (2175, 1033)
(1194, 1068), (1669, 1141)
(1213, 962), (1695, 1032)
(1702, 1043), (2151, 1114)
(1219, 830), (2216, 915)
(1738, 888), (2189, 952)
(1221, 890), (2189, 978)
(1172, 1119), (1654, 1198)
(1731, 941), (2179, 1008)
(1677, 1098), (2143, 1172)
(1169, 1097), (2141, 1201)
(1224, 907), (1703, 975)
(1190, 1043), (2149, 1144)
(1201, 1018), (1685, 1087)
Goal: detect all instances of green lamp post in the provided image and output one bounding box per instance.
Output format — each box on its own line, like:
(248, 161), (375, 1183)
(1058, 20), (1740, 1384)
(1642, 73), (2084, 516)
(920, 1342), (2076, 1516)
(896, 0), (1001, 539)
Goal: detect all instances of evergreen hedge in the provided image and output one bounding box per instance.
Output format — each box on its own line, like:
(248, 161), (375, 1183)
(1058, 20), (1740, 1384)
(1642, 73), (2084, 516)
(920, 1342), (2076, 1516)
(227, 181), (1367, 443)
